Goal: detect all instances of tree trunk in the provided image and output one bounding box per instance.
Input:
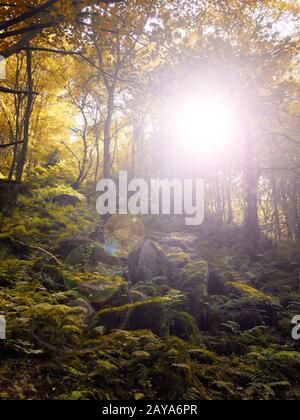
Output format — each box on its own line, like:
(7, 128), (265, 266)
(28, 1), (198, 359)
(244, 124), (260, 259)
(103, 91), (114, 178)
(271, 173), (281, 240)
(226, 174), (234, 224)
(15, 48), (33, 182)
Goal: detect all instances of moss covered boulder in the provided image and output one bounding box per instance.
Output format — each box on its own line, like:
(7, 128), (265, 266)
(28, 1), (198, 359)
(64, 271), (125, 303)
(65, 242), (121, 270)
(169, 310), (202, 343)
(128, 239), (172, 284)
(165, 247), (191, 269)
(97, 300), (168, 337)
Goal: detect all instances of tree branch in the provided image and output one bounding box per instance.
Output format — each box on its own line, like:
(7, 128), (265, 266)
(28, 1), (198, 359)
(0, 21), (56, 39)
(0, 141), (23, 149)
(0, 0), (58, 31)
(0, 29), (40, 58)
(22, 46), (101, 71)
(0, 85), (38, 94)
(11, 237), (62, 266)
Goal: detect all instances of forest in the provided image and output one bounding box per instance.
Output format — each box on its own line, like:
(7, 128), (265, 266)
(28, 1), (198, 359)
(0, 0), (300, 401)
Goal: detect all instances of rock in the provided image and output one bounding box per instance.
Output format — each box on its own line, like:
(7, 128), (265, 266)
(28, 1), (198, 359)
(169, 310), (202, 343)
(52, 193), (81, 207)
(70, 298), (95, 317)
(97, 301), (168, 337)
(128, 239), (172, 284)
(64, 271), (125, 303)
(126, 301), (168, 337)
(159, 234), (197, 253)
(41, 264), (64, 290)
(165, 247), (191, 269)
(56, 238), (90, 259)
(0, 236), (30, 258)
(65, 242), (121, 269)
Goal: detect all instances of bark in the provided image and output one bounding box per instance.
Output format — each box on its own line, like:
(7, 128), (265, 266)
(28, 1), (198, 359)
(226, 175), (234, 224)
(15, 48), (33, 182)
(244, 124), (260, 259)
(271, 174), (281, 240)
(103, 90), (114, 178)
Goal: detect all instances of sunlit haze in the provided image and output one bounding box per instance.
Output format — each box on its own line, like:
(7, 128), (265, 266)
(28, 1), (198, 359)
(168, 93), (241, 158)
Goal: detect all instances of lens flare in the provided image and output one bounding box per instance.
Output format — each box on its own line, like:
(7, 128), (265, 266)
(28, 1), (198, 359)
(104, 215), (146, 259)
(63, 242), (124, 303)
(168, 92), (241, 158)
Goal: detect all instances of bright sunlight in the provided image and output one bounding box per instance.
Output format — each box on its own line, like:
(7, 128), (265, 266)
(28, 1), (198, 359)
(168, 92), (241, 158)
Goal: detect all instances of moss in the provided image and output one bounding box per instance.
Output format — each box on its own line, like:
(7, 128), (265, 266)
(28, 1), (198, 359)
(188, 348), (218, 364)
(35, 185), (85, 203)
(63, 271), (125, 303)
(2, 180), (300, 400)
(132, 351), (151, 360)
(240, 326), (279, 347)
(245, 383), (276, 400)
(165, 247), (191, 268)
(169, 311), (202, 343)
(97, 300), (169, 337)
(65, 242), (121, 270)
(0, 258), (33, 287)
(126, 302), (168, 337)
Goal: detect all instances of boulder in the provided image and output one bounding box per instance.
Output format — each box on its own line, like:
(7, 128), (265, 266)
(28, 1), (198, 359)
(56, 238), (90, 259)
(159, 234), (197, 253)
(52, 193), (81, 207)
(169, 310), (202, 343)
(128, 239), (172, 284)
(65, 242), (121, 270)
(165, 247), (191, 269)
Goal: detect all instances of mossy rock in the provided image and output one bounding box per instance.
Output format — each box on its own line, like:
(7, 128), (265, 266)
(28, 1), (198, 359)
(97, 300), (168, 337)
(38, 185), (85, 206)
(165, 247), (191, 269)
(103, 215), (145, 259)
(126, 302), (168, 337)
(41, 264), (64, 290)
(169, 310), (202, 343)
(96, 308), (127, 331)
(52, 194), (82, 207)
(64, 271), (125, 303)
(65, 242), (121, 270)
(56, 238), (90, 259)
(159, 233), (197, 253)
(128, 239), (172, 284)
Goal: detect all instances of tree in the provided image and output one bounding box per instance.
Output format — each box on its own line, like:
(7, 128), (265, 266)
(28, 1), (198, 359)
(0, 0), (123, 58)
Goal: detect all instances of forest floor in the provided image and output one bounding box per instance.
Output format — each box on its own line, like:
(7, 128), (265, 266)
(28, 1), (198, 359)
(0, 181), (300, 400)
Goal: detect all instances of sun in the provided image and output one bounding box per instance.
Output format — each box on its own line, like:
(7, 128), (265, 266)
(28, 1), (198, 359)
(168, 92), (241, 158)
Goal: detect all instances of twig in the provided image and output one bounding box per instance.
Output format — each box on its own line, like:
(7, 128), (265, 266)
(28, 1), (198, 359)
(11, 238), (62, 266)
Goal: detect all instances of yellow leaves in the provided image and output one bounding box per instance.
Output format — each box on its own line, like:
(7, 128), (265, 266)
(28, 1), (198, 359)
(226, 282), (275, 301)
(62, 325), (82, 334)
(134, 393), (145, 401)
